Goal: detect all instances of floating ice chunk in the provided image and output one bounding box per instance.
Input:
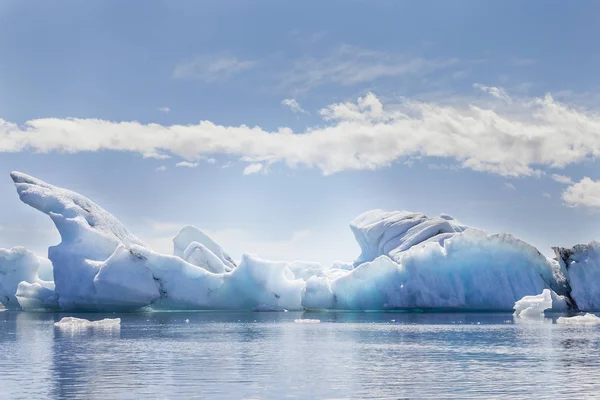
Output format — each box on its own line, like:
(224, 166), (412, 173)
(0, 247), (55, 310)
(553, 242), (600, 311)
(173, 226), (236, 270)
(556, 313), (600, 325)
(54, 317), (121, 328)
(513, 289), (569, 318)
(294, 319), (321, 324)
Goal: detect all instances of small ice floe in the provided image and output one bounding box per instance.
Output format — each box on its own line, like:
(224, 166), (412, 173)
(252, 304), (288, 312)
(556, 313), (600, 325)
(185, 319), (190, 323)
(54, 317), (121, 329)
(293, 319), (321, 324)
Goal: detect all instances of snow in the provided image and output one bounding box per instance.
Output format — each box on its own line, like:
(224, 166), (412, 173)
(513, 289), (569, 318)
(294, 319), (321, 324)
(556, 313), (600, 325)
(2, 171), (598, 313)
(54, 317), (121, 329)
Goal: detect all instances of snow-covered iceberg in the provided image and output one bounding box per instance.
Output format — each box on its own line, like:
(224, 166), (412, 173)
(0, 171), (598, 313)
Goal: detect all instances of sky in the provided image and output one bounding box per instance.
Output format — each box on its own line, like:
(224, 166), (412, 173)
(1, 1), (600, 265)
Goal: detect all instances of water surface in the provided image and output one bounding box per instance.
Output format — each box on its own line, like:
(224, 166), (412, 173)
(1, 310), (599, 399)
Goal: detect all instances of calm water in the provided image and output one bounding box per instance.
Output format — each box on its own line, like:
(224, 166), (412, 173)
(1, 310), (600, 399)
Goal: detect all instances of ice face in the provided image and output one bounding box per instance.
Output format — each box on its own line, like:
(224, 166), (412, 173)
(553, 242), (600, 311)
(2, 171), (598, 313)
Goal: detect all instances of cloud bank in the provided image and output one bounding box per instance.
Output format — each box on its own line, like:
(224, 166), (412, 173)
(1, 89), (600, 180)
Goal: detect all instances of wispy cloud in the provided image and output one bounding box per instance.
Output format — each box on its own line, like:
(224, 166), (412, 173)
(551, 174), (574, 185)
(243, 163), (264, 175)
(156, 165), (167, 172)
(562, 177), (600, 210)
(504, 182), (516, 190)
(474, 83), (512, 103)
(2, 88), (600, 178)
(158, 107), (171, 113)
(175, 161), (198, 168)
(281, 98), (307, 114)
(279, 44), (459, 94)
(173, 54), (256, 82)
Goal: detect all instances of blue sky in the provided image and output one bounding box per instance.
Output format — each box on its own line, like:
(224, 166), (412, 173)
(1, 1), (600, 265)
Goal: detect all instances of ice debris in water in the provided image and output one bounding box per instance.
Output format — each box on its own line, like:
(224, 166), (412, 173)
(54, 317), (121, 328)
(294, 319), (321, 324)
(1, 171), (600, 313)
(513, 289), (569, 318)
(556, 313), (600, 325)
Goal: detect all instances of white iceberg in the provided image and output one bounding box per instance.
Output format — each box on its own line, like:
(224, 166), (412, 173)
(1, 171), (596, 313)
(513, 289), (569, 318)
(556, 313), (600, 325)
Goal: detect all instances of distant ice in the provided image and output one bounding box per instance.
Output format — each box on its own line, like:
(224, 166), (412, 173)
(556, 313), (600, 325)
(294, 319), (321, 324)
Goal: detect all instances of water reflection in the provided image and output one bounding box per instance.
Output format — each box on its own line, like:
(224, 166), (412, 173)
(0, 311), (599, 399)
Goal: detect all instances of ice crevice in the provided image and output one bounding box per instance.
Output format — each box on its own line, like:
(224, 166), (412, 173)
(0, 171), (599, 312)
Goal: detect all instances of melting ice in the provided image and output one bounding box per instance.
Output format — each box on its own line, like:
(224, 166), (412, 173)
(1, 171), (600, 313)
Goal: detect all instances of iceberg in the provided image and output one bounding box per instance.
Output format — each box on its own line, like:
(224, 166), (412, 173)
(513, 289), (569, 318)
(0, 171), (598, 313)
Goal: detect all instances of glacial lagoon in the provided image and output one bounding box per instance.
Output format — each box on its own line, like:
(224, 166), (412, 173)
(2, 310), (600, 399)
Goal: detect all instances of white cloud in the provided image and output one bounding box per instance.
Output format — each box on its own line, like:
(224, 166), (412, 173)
(504, 182), (516, 190)
(543, 192), (551, 198)
(279, 44), (459, 93)
(474, 83), (512, 103)
(243, 163), (263, 175)
(562, 177), (600, 210)
(155, 165), (167, 172)
(2, 90), (600, 178)
(282, 98), (306, 114)
(143, 152), (171, 160)
(551, 174), (574, 185)
(175, 161), (198, 168)
(173, 54), (256, 82)
(158, 107), (170, 113)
